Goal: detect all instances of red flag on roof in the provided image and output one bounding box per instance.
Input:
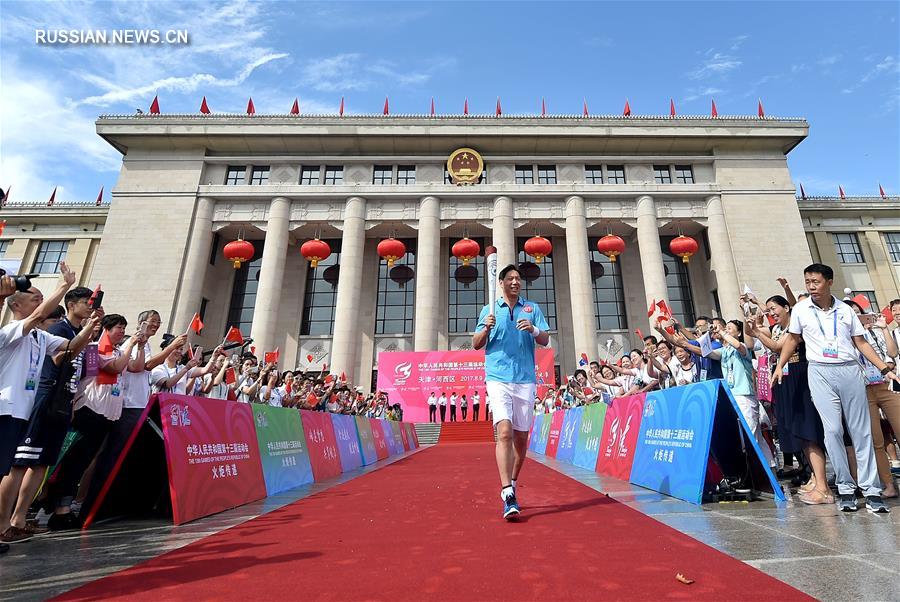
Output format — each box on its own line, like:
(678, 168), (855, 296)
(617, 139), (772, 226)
(189, 312), (204, 334)
(149, 95), (160, 114)
(879, 183), (887, 199)
(291, 98), (300, 115)
(839, 185), (846, 199)
(224, 326), (244, 345)
(541, 97), (546, 116)
(851, 294), (871, 310)
(583, 98), (589, 117)
(200, 96), (210, 114)
(711, 98), (718, 117)
(430, 97), (435, 116)
(670, 98), (676, 116)
(383, 97), (389, 115)
(47, 186), (57, 206)
(247, 97), (255, 115)
(623, 99), (631, 116)
(495, 97), (502, 116)
(757, 99), (765, 118)
(799, 183), (807, 199)
(463, 98), (469, 115)
(339, 96), (344, 116)
(95, 186), (104, 206)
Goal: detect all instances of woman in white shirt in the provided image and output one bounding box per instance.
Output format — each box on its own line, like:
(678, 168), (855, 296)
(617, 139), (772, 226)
(150, 344), (202, 395)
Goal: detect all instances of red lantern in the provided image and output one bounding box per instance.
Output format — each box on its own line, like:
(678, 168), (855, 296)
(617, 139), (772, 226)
(596, 234), (626, 262)
(524, 235), (552, 263)
(669, 235), (699, 264)
(223, 238), (254, 269)
(377, 237), (406, 267)
(301, 238), (331, 268)
(452, 238), (481, 266)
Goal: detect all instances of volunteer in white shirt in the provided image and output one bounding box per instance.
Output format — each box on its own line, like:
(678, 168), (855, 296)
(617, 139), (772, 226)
(438, 392), (448, 422)
(775, 263), (898, 514)
(427, 392), (437, 423)
(151, 344), (202, 395)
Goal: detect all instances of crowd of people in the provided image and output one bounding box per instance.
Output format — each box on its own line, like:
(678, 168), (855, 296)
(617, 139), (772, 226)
(0, 264), (401, 553)
(536, 264), (900, 513)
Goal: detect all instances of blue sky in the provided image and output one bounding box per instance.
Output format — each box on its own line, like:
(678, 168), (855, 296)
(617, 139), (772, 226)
(1, 0), (897, 202)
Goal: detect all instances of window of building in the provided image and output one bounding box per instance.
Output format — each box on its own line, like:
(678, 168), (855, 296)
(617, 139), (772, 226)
(884, 232), (900, 262)
(300, 240), (342, 336)
(517, 237), (557, 331)
(653, 165), (672, 184)
(515, 165), (534, 184)
(585, 165), (603, 184)
(31, 240), (69, 274)
(0, 240), (9, 257)
(199, 298), (209, 322)
(373, 165), (393, 185)
(375, 239), (416, 334)
(607, 165), (626, 184)
(537, 165), (557, 184)
(852, 290), (878, 308)
(396, 165), (416, 185)
(300, 166), (320, 185)
(589, 240), (627, 330)
(448, 238), (486, 333)
(661, 237), (696, 326)
(225, 166), (246, 185)
(249, 166), (269, 185)
(675, 165), (694, 184)
(832, 233), (864, 264)
(323, 166), (343, 185)
(225, 241), (263, 337)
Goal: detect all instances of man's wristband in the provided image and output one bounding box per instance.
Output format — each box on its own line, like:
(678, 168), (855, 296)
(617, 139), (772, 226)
(531, 325), (541, 338)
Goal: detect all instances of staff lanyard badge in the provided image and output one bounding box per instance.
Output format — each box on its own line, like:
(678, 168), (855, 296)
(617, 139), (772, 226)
(25, 333), (40, 391)
(815, 308), (840, 359)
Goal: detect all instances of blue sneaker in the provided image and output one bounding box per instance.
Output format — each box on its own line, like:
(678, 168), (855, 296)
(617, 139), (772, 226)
(503, 493), (520, 520)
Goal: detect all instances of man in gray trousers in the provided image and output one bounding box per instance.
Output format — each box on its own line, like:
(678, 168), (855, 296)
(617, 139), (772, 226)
(775, 263), (899, 513)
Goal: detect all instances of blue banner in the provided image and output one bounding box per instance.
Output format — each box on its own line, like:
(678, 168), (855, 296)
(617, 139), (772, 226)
(331, 414), (363, 472)
(535, 413), (552, 455)
(555, 406), (583, 464)
(572, 403), (606, 470)
(355, 416), (378, 465)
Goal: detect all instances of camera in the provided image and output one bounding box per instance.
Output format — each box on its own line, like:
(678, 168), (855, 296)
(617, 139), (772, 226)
(0, 267), (38, 293)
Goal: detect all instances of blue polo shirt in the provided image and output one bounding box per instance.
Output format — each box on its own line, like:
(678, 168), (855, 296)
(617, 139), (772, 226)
(476, 297), (550, 384)
(687, 338), (723, 380)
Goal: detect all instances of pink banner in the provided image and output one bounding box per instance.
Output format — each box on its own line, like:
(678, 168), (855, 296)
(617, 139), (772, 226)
(299, 410), (342, 482)
(595, 393), (646, 481)
(158, 394), (267, 525)
(545, 411), (566, 458)
(756, 355), (772, 402)
(377, 349), (555, 422)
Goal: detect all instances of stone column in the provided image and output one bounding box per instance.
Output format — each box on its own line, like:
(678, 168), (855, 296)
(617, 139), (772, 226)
(491, 196), (516, 271)
(250, 197), (291, 356)
(414, 196), (441, 350)
(172, 196), (215, 331)
(635, 195), (668, 325)
(330, 196), (367, 380)
(705, 195), (742, 319)
(564, 195), (599, 359)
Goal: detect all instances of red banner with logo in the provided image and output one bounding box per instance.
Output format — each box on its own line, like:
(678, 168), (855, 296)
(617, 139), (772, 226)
(299, 410), (342, 482)
(370, 418), (390, 460)
(376, 349), (555, 422)
(545, 410), (566, 458)
(158, 394), (267, 525)
(595, 393), (646, 481)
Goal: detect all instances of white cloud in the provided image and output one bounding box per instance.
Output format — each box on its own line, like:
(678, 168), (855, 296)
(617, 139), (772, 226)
(841, 55), (898, 93)
(818, 54), (842, 66)
(683, 87), (723, 103)
(688, 52), (742, 80)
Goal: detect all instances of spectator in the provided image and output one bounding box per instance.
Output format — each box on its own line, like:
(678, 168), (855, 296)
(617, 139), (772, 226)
(150, 342), (204, 395)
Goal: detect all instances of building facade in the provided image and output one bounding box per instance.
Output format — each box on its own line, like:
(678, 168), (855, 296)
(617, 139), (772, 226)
(2, 114), (897, 390)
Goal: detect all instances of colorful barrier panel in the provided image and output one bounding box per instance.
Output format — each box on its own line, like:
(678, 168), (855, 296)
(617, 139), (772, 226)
(370, 418), (390, 460)
(356, 416), (378, 465)
(408, 423), (420, 447)
(300, 410), (342, 482)
(159, 394), (268, 525)
(389, 421), (405, 453)
(398, 422), (411, 450)
(253, 404), (314, 496)
(331, 413), (364, 473)
(545, 410), (566, 458)
(555, 406), (583, 464)
(595, 394), (646, 480)
(535, 413), (552, 454)
(572, 402), (606, 470)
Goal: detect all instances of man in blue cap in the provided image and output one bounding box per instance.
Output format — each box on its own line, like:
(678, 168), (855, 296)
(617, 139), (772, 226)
(474, 264), (550, 519)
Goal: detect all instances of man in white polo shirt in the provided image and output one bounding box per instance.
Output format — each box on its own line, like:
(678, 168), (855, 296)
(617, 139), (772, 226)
(775, 263), (898, 514)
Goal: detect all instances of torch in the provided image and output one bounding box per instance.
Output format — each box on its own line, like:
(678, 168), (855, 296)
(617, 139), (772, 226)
(485, 245), (498, 316)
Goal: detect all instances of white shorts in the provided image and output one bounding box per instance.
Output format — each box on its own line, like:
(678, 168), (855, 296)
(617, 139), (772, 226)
(486, 381), (536, 432)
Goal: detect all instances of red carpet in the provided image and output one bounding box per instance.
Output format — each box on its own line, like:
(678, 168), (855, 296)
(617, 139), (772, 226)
(437, 421), (496, 443)
(55, 444), (811, 601)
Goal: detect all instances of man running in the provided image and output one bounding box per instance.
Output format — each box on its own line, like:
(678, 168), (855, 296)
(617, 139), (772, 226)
(474, 264), (550, 519)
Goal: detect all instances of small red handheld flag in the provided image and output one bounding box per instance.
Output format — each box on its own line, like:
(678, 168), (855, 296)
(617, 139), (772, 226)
(850, 294), (871, 311)
(224, 367), (237, 385)
(224, 326), (244, 345)
(647, 298), (657, 318)
(189, 312), (204, 334)
(657, 299), (673, 318)
(635, 328), (644, 340)
(882, 305), (895, 324)
(264, 347), (280, 365)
